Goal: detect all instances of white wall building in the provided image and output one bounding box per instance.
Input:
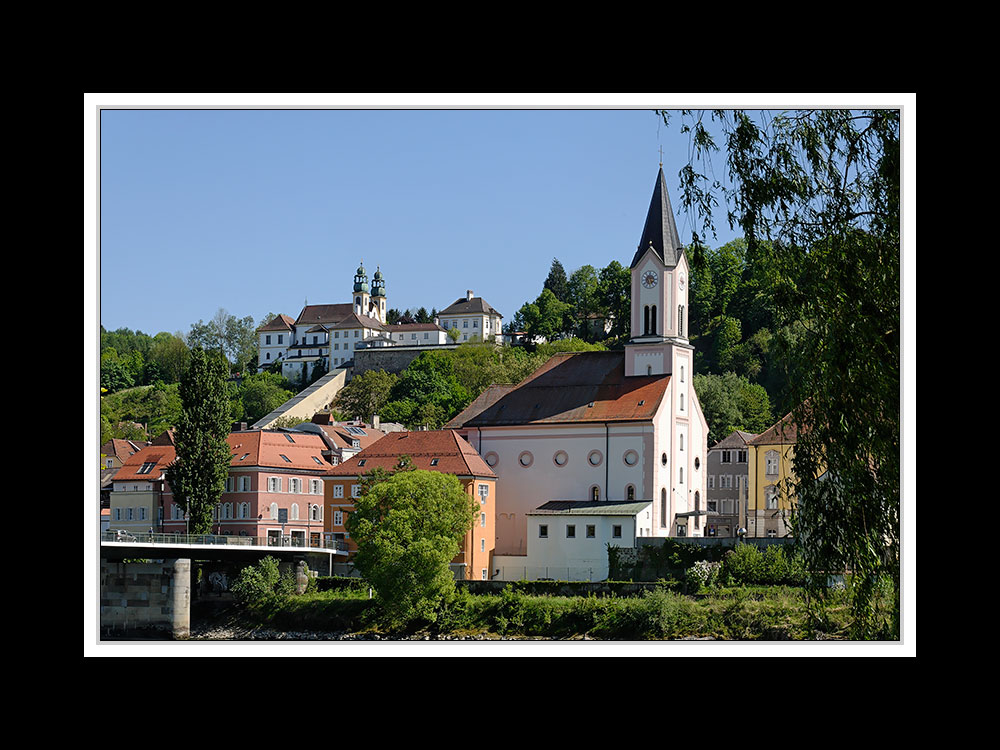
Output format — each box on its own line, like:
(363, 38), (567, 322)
(448, 166), (709, 581)
(437, 291), (504, 343)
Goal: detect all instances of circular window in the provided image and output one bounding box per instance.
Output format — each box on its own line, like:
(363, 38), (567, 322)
(623, 450), (639, 466)
(661, 452), (668, 466)
(553, 450), (568, 467)
(484, 452), (498, 467)
(518, 451), (534, 468)
(587, 450), (603, 467)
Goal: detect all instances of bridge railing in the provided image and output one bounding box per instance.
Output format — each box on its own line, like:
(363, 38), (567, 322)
(101, 530), (347, 552)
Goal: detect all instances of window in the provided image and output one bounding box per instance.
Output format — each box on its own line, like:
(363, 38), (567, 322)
(226, 477), (234, 493)
(660, 489), (667, 527)
(334, 484), (344, 498)
(280, 454), (292, 463)
(539, 524), (548, 539)
(278, 335), (283, 344)
(721, 450), (731, 463)
(588, 450), (602, 466)
(311, 504), (321, 521)
(709, 475), (715, 489)
(626, 485), (635, 501)
(586, 525), (596, 538)
(681, 365), (685, 382)
(566, 524), (576, 538)
(518, 452), (533, 467)
(310, 479), (322, 494)
(766, 451), (779, 475)
(738, 450), (748, 463)
(290, 504), (299, 520)
(553, 450), (568, 466)
(284, 433), (296, 443)
(680, 467), (684, 484)
(623, 450), (638, 466)
(680, 393), (684, 411)
(137, 462), (156, 475)
(290, 478), (302, 494)
(113, 508), (121, 521)
(265, 335), (271, 345)
(480, 513), (486, 528)
(126, 507), (134, 521)
(767, 528), (777, 538)
(679, 434), (684, 451)
(478, 484), (489, 502)
(270, 503), (278, 519)
(430, 458), (439, 466)
(612, 525), (622, 539)
(481, 568), (488, 580)
(351, 485), (360, 498)
(661, 452), (667, 466)
(590, 486), (600, 502)
(268, 477), (281, 492)
(138, 507), (147, 521)
(463, 320), (468, 328)
(481, 538), (485, 552)
(357, 459), (366, 467)
(239, 503), (250, 519)
(766, 486), (778, 509)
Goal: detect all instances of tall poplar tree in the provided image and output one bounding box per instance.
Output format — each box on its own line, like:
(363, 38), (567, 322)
(166, 347), (232, 534)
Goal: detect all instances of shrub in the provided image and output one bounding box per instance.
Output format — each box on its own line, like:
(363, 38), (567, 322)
(685, 560), (720, 592)
(720, 543), (806, 586)
(230, 556), (296, 609)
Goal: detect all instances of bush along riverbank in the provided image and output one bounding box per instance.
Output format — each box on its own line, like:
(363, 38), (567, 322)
(197, 545), (897, 641)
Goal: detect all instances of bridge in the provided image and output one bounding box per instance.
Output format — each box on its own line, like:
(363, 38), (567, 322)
(100, 530), (348, 564)
(99, 531), (350, 639)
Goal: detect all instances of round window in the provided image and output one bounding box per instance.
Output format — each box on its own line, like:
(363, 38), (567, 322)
(553, 450), (568, 467)
(623, 450), (639, 466)
(518, 451), (534, 467)
(484, 452), (498, 467)
(588, 450), (603, 467)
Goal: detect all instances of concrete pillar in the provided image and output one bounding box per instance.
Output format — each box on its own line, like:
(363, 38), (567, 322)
(169, 558), (191, 640)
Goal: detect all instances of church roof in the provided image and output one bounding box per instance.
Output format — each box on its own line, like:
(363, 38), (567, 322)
(459, 351), (670, 427)
(630, 166), (683, 270)
(330, 312), (386, 331)
(444, 384), (517, 428)
(257, 313), (295, 332)
(294, 304), (354, 327)
(527, 500), (652, 517)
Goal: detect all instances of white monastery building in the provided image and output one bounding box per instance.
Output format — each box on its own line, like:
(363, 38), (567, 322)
(448, 167), (709, 581)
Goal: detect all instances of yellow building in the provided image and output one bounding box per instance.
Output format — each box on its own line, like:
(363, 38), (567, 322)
(746, 412), (801, 538)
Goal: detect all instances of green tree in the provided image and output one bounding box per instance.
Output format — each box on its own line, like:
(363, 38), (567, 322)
(693, 372), (773, 445)
(660, 108), (900, 638)
(345, 470), (478, 628)
(565, 264), (601, 340)
(518, 287), (572, 342)
(596, 260), (631, 340)
(238, 372), (296, 424)
(543, 257), (569, 302)
(334, 369), (399, 422)
(165, 348), (232, 534)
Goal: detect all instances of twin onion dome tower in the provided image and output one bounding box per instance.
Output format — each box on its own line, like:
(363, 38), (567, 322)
(352, 262), (387, 323)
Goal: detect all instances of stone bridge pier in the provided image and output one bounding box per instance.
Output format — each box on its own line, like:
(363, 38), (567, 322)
(100, 558), (191, 639)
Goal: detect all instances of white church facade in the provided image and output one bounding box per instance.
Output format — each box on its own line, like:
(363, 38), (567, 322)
(448, 167), (709, 581)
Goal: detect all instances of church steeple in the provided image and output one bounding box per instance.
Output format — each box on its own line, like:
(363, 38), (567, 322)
(630, 166), (683, 270)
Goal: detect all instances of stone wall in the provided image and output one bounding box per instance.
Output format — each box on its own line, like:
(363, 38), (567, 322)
(352, 345), (459, 377)
(100, 559), (190, 639)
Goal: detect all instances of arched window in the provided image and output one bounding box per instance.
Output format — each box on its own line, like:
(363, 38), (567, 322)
(626, 485), (635, 501)
(680, 392), (685, 411)
(694, 492), (701, 530)
(590, 485), (600, 502)
(650, 305), (657, 335)
(270, 502), (278, 520)
(678, 305), (684, 336)
(290, 503), (299, 520)
(647, 365), (652, 376)
(310, 504), (321, 521)
(660, 488), (667, 528)
(643, 305), (650, 335)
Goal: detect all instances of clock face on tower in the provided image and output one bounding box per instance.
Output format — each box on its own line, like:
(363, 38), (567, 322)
(641, 271), (658, 289)
(679, 272), (686, 290)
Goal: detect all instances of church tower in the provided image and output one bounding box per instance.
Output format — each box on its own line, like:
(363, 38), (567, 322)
(371, 266), (387, 323)
(353, 262), (370, 317)
(624, 166), (693, 379)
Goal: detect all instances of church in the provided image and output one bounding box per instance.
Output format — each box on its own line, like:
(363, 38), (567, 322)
(447, 167), (709, 581)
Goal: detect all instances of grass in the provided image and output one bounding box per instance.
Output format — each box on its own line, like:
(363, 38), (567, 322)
(230, 582), (858, 640)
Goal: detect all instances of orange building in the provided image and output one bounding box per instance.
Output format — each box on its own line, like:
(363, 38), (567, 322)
(323, 430), (497, 581)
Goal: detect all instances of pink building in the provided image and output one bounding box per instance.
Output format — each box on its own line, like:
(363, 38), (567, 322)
(161, 429), (332, 547)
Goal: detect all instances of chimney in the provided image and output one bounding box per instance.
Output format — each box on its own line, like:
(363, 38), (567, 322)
(373, 415), (381, 430)
(232, 422), (248, 432)
(466, 290), (473, 301)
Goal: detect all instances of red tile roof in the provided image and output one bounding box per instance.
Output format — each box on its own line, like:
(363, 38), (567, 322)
(459, 351), (670, 426)
(227, 431), (330, 470)
(295, 304), (354, 327)
(747, 411), (801, 446)
(113, 444), (176, 482)
(325, 430), (495, 478)
(257, 313), (295, 331)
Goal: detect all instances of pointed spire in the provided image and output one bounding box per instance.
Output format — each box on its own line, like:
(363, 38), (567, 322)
(630, 166), (682, 269)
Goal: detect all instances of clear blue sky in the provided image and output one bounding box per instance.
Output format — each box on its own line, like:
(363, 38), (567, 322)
(96, 106), (746, 337)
